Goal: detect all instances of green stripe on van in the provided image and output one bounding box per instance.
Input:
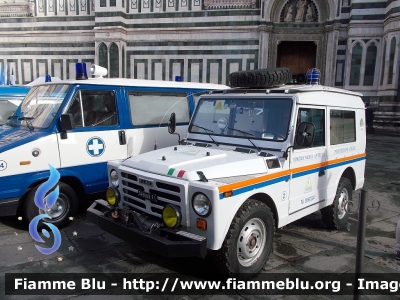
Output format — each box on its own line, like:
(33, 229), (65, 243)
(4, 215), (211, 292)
(167, 168), (175, 176)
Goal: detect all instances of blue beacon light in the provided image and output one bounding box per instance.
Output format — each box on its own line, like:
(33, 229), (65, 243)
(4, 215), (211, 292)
(45, 74), (51, 82)
(175, 76), (182, 82)
(306, 68), (320, 85)
(75, 62), (88, 80)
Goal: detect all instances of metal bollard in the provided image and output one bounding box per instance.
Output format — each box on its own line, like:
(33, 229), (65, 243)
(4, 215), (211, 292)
(354, 189), (367, 300)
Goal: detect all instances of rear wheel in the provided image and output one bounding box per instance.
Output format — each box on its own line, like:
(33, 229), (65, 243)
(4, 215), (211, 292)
(23, 182), (78, 229)
(214, 199), (274, 275)
(321, 177), (352, 229)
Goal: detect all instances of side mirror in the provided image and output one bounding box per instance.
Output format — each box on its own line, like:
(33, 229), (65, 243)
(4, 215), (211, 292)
(60, 113), (75, 139)
(295, 122), (315, 147)
(168, 113), (176, 134)
(168, 112), (181, 145)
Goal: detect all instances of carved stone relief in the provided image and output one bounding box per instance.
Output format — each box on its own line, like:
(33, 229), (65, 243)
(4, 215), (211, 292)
(0, 2), (34, 17)
(282, 0), (317, 23)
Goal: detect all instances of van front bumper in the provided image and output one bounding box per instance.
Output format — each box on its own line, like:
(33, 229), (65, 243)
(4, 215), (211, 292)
(0, 197), (19, 217)
(87, 200), (207, 259)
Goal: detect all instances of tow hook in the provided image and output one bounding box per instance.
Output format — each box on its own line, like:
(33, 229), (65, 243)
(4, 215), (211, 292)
(111, 209), (119, 219)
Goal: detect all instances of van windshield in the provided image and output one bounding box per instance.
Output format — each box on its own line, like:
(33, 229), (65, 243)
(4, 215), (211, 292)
(15, 84), (70, 129)
(190, 98), (293, 142)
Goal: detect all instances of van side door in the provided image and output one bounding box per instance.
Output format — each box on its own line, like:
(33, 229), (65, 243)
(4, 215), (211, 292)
(58, 87), (127, 194)
(288, 105), (327, 218)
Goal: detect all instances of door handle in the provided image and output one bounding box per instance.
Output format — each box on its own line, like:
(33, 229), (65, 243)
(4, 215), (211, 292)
(319, 170), (325, 177)
(118, 130), (126, 145)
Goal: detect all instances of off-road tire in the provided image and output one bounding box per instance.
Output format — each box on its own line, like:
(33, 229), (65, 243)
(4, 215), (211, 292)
(23, 182), (78, 229)
(229, 68), (292, 88)
(213, 199), (275, 275)
(321, 177), (352, 229)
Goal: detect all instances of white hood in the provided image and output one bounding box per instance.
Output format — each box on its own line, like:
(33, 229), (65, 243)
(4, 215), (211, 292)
(121, 145), (272, 181)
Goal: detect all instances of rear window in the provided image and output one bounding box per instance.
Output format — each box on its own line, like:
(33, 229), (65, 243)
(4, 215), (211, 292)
(330, 110), (356, 145)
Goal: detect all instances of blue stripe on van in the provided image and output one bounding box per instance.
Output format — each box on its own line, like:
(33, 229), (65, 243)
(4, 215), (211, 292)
(0, 162), (109, 202)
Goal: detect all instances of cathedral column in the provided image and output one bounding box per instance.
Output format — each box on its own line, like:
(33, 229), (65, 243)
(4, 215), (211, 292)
(324, 23), (340, 87)
(258, 25), (272, 68)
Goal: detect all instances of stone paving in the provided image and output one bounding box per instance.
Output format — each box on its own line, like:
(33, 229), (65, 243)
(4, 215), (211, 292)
(0, 133), (399, 299)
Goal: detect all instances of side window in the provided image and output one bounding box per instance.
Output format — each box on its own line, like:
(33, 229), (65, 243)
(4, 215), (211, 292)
(295, 108), (325, 148)
(66, 90), (117, 127)
(128, 91), (189, 126)
(330, 110), (356, 145)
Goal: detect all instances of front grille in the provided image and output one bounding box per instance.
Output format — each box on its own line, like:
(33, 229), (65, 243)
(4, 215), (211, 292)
(120, 171), (186, 219)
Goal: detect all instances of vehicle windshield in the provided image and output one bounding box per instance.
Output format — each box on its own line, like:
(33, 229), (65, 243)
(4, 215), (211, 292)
(16, 84), (70, 129)
(190, 97), (293, 141)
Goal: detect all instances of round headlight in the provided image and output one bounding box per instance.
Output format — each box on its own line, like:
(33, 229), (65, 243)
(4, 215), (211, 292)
(106, 186), (120, 206)
(110, 169), (119, 187)
(192, 193), (211, 217)
(162, 205), (181, 229)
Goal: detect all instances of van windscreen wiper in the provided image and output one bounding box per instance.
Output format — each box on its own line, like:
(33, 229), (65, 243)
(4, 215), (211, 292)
(18, 117), (34, 130)
(6, 115), (18, 127)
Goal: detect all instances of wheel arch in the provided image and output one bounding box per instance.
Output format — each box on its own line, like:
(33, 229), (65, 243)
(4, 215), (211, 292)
(246, 192), (279, 229)
(341, 167), (356, 190)
(18, 175), (85, 210)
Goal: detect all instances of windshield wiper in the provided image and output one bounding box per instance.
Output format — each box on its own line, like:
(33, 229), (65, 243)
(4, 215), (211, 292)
(190, 124), (219, 146)
(228, 127), (261, 153)
(6, 115), (18, 127)
(18, 117), (34, 130)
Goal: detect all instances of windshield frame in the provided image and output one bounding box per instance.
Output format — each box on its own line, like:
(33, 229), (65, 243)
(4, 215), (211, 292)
(188, 95), (295, 147)
(15, 84), (71, 129)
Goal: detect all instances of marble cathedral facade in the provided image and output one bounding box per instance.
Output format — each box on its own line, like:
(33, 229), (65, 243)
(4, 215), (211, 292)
(0, 0), (399, 128)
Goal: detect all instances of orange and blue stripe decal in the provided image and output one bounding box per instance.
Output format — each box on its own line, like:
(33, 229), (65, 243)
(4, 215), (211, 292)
(218, 170), (291, 199)
(218, 153), (366, 200)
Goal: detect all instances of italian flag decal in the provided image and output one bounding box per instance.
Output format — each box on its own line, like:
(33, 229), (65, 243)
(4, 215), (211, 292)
(167, 168), (186, 178)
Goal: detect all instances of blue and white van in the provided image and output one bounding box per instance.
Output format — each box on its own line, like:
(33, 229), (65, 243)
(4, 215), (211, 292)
(0, 64), (229, 228)
(0, 86), (30, 125)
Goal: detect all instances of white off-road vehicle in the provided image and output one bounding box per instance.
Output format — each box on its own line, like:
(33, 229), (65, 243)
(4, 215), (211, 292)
(87, 68), (366, 274)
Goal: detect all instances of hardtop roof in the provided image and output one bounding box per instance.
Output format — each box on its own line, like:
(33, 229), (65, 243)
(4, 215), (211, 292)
(201, 84), (365, 109)
(32, 77), (230, 90)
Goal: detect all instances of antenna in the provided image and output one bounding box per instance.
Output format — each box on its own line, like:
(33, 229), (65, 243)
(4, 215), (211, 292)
(154, 95), (188, 150)
(154, 90), (207, 150)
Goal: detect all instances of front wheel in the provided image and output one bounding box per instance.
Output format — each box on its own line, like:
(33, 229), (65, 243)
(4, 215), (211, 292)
(23, 182), (78, 229)
(321, 177), (352, 229)
(214, 199), (275, 275)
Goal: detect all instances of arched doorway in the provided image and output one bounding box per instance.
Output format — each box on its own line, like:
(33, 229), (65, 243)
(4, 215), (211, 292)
(277, 41), (316, 82)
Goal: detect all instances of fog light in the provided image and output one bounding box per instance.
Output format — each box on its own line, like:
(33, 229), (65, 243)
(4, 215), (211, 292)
(106, 186), (119, 206)
(162, 205), (181, 229)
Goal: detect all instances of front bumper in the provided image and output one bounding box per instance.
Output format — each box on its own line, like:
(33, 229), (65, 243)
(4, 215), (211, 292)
(0, 197), (19, 217)
(87, 200), (207, 258)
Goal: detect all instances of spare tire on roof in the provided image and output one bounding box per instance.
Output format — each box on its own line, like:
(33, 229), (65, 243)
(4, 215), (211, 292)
(229, 68), (292, 88)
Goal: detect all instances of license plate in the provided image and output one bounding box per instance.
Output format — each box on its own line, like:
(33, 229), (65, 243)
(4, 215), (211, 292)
(137, 190), (158, 202)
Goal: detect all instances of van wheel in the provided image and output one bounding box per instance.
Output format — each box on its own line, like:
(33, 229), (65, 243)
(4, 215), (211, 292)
(23, 182), (78, 229)
(321, 177), (352, 229)
(214, 199), (274, 275)
(229, 68), (292, 88)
